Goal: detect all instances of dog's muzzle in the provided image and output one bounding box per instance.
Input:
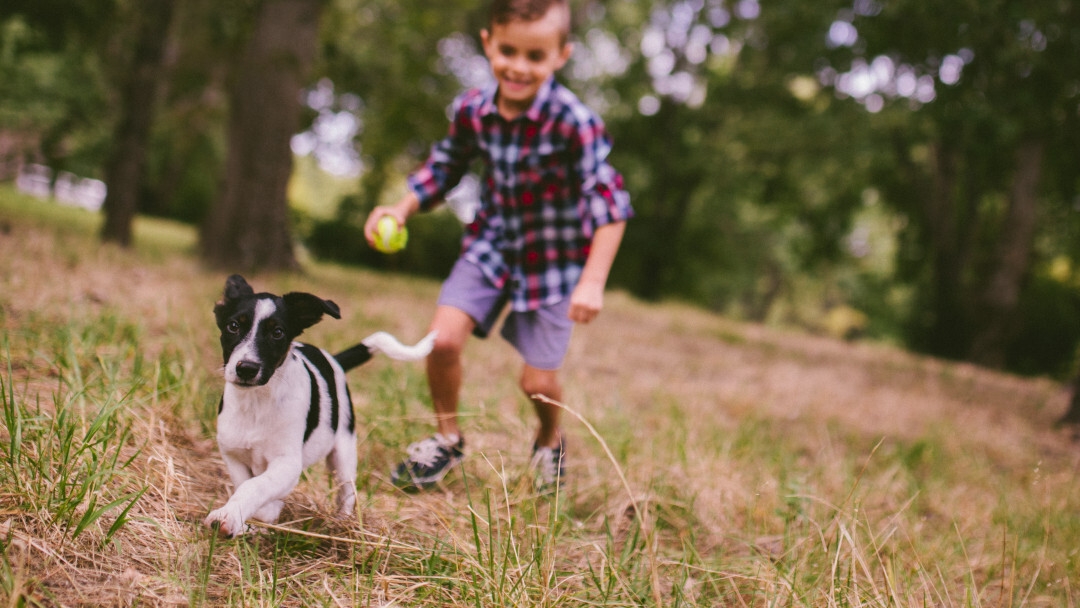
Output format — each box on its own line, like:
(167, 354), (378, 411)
(234, 360), (262, 384)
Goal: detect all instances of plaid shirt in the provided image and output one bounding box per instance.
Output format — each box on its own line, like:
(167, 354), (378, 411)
(408, 77), (633, 312)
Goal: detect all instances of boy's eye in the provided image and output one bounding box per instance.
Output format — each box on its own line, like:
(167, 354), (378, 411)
(527, 51), (547, 62)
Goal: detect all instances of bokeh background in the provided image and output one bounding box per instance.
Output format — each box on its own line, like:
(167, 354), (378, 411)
(2, 0), (1078, 383)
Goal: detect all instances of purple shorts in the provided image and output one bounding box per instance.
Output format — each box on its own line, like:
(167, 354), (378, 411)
(437, 258), (574, 370)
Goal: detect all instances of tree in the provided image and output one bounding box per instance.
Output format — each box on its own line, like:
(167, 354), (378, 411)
(840, 0), (1080, 366)
(588, 0), (874, 319)
(0, 0), (116, 179)
(200, 0), (327, 271)
(100, 0), (175, 246)
(317, 0), (477, 219)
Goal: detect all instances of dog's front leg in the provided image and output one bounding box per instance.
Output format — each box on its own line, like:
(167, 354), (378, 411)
(204, 458), (302, 537)
(204, 454), (254, 536)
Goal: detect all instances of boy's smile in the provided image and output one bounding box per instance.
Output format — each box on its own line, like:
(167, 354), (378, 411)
(481, 6), (572, 120)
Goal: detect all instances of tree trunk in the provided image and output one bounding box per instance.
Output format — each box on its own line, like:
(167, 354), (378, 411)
(199, 0), (325, 271)
(100, 0), (175, 246)
(921, 142), (973, 359)
(968, 139), (1045, 367)
(1057, 370), (1080, 426)
(633, 104), (699, 301)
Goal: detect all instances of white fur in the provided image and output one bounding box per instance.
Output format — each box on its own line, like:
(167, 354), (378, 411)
(222, 299), (275, 385)
(205, 345), (357, 537)
(205, 327), (436, 537)
(363, 330), (437, 360)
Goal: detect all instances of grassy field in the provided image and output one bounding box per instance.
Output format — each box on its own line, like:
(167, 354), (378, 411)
(1, 184), (1078, 606)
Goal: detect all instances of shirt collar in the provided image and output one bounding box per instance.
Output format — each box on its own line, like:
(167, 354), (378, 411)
(479, 76), (556, 122)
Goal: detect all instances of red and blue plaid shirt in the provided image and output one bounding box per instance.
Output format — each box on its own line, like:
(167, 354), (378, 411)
(408, 77), (633, 312)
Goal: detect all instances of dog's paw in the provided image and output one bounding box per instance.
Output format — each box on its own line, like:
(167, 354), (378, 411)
(204, 506), (248, 538)
(335, 486), (358, 517)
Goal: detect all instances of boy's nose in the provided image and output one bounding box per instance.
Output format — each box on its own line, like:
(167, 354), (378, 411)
(506, 55), (528, 73)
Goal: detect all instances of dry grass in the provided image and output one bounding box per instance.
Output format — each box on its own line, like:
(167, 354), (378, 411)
(1, 186), (1079, 606)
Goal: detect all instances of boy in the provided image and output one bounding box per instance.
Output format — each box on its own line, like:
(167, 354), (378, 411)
(364, 0), (633, 491)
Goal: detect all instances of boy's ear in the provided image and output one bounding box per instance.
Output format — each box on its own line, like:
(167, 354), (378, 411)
(480, 28), (492, 57)
(556, 41), (573, 69)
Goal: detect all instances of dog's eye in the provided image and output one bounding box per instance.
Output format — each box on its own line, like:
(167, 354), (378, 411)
(226, 321), (241, 334)
(271, 327), (286, 340)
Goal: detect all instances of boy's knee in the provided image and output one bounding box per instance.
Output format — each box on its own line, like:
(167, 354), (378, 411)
(520, 369), (560, 399)
(430, 331), (465, 361)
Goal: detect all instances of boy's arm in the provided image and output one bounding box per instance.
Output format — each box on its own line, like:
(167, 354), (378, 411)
(363, 91), (482, 249)
(569, 221), (626, 324)
(364, 192), (420, 248)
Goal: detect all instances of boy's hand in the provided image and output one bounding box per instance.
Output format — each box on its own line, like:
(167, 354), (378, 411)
(568, 221), (625, 324)
(569, 280), (604, 324)
(364, 194), (419, 249)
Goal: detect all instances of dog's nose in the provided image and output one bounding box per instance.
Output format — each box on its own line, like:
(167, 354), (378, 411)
(235, 361), (261, 382)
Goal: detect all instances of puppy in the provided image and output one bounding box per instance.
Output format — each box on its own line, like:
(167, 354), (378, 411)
(205, 274), (434, 537)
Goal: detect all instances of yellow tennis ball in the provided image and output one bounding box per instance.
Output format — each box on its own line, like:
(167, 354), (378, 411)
(374, 216), (408, 254)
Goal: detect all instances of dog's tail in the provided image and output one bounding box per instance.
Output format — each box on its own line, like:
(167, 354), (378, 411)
(334, 330), (437, 372)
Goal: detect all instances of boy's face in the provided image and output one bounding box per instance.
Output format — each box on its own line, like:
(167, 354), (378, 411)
(481, 6), (572, 118)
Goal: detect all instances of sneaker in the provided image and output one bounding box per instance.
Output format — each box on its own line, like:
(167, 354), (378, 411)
(391, 433), (465, 490)
(530, 435), (566, 493)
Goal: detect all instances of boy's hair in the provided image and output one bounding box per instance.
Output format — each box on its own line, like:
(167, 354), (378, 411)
(489, 0), (571, 43)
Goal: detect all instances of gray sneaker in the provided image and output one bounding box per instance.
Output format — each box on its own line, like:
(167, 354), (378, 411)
(391, 433), (464, 490)
(529, 435), (565, 493)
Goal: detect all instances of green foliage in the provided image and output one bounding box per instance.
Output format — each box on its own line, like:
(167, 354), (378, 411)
(4, 0), (1080, 376)
(303, 194), (463, 279)
(0, 14), (112, 177)
(840, 0), (1080, 367)
(1006, 272), (1080, 378)
(0, 319), (148, 546)
(317, 0), (481, 205)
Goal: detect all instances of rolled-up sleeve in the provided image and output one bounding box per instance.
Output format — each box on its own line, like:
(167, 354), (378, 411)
(407, 92), (480, 211)
(573, 117), (633, 236)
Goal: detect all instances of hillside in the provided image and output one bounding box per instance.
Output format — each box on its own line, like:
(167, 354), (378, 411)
(1, 188), (1077, 606)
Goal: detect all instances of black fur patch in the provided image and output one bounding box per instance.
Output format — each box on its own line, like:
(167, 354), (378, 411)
(298, 344), (340, 431)
(344, 384), (355, 433)
(303, 365), (320, 442)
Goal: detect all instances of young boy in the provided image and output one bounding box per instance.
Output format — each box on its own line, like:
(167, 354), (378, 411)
(364, 0), (633, 491)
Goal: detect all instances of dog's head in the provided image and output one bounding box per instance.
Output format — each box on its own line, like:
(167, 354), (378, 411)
(214, 274), (341, 387)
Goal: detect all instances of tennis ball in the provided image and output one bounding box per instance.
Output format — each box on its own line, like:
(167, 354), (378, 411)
(373, 215), (408, 254)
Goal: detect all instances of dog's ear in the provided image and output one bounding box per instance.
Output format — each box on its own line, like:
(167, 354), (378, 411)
(282, 292), (342, 333)
(223, 275), (254, 302)
(214, 275), (254, 322)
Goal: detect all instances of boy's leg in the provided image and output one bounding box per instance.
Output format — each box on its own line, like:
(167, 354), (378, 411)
(519, 365), (563, 448)
(393, 258), (505, 490)
(389, 305), (473, 490)
(502, 297), (574, 449)
(522, 365), (567, 492)
(503, 301), (573, 492)
(427, 305), (476, 441)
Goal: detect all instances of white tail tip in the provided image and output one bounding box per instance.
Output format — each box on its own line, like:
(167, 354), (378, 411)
(362, 330), (437, 361)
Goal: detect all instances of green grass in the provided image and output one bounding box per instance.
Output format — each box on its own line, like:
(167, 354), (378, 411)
(1, 311), (147, 541)
(1, 184), (1078, 606)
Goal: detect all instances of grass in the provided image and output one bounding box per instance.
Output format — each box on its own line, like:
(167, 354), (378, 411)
(1, 184), (1078, 606)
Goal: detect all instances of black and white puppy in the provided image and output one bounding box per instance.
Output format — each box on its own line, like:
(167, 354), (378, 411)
(205, 274), (434, 537)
